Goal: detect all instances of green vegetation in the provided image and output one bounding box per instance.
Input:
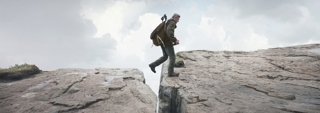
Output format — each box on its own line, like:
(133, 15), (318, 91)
(0, 63), (41, 80)
(174, 58), (184, 67)
(175, 52), (186, 67)
(176, 52), (184, 58)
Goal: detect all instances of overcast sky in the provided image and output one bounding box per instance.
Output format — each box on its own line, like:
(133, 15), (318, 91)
(1, 0), (319, 95)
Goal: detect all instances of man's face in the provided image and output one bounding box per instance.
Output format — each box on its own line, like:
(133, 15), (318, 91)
(173, 16), (180, 23)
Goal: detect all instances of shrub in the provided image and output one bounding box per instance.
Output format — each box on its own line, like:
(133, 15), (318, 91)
(174, 58), (184, 67)
(0, 63), (41, 80)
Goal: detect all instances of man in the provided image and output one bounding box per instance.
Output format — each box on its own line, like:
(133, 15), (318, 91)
(149, 13), (180, 77)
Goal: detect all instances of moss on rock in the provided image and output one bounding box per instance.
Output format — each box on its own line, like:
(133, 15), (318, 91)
(174, 58), (184, 67)
(176, 52), (184, 58)
(0, 63), (41, 80)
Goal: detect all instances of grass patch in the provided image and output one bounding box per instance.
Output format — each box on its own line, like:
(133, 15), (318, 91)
(176, 52), (184, 58)
(174, 58), (184, 67)
(0, 63), (41, 80)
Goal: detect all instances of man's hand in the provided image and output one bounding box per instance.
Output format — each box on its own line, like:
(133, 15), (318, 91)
(175, 40), (180, 45)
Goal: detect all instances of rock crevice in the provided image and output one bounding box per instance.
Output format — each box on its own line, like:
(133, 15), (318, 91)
(158, 44), (320, 113)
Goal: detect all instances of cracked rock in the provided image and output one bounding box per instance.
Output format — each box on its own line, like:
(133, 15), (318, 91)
(159, 44), (320, 113)
(0, 68), (156, 113)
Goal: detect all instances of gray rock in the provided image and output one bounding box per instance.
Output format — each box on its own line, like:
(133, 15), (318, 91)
(0, 68), (156, 113)
(159, 44), (320, 113)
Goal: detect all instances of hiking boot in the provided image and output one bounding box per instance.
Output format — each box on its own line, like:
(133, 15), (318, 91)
(168, 72), (179, 77)
(149, 64), (156, 73)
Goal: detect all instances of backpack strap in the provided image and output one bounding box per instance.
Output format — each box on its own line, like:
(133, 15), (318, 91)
(157, 35), (165, 47)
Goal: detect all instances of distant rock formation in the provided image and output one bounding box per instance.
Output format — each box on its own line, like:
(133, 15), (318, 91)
(159, 44), (320, 113)
(0, 68), (156, 113)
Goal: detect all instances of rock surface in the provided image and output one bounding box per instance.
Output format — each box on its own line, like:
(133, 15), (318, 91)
(0, 68), (156, 113)
(159, 44), (320, 113)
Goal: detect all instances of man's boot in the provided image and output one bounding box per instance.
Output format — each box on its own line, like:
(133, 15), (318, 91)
(169, 72), (179, 77)
(149, 64), (156, 73)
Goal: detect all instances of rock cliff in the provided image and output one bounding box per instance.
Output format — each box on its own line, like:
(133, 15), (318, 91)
(0, 68), (156, 113)
(159, 44), (320, 113)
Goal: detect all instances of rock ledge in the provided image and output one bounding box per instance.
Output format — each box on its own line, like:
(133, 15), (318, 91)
(159, 44), (320, 113)
(0, 68), (156, 113)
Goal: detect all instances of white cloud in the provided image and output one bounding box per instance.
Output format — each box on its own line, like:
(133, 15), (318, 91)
(81, 1), (147, 39)
(182, 16), (270, 51)
(81, 1), (162, 61)
(0, 1), (116, 70)
(304, 39), (320, 44)
(183, 17), (225, 51)
(220, 0), (320, 46)
(1, 0), (319, 96)
(118, 13), (161, 60)
(243, 33), (269, 50)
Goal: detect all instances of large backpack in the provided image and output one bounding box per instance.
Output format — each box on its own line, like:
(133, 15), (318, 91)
(150, 14), (167, 47)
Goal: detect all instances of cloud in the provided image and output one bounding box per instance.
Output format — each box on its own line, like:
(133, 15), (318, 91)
(225, 0), (305, 22)
(218, 0), (320, 46)
(180, 16), (270, 51)
(0, 0), (116, 70)
(118, 13), (162, 59)
(81, 0), (150, 39)
(184, 0), (320, 51)
(1, 0), (319, 96)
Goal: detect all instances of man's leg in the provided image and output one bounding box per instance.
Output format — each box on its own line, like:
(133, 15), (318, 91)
(164, 46), (179, 76)
(149, 45), (168, 73)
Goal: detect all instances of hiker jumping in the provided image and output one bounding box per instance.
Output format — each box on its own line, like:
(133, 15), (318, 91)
(149, 13), (180, 77)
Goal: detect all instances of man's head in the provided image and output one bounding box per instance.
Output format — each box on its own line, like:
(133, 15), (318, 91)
(172, 13), (180, 23)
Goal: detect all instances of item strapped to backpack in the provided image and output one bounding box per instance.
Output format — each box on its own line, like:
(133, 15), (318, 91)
(150, 14), (167, 47)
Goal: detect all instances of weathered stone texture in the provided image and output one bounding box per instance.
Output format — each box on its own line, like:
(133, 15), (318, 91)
(159, 44), (320, 113)
(0, 68), (156, 113)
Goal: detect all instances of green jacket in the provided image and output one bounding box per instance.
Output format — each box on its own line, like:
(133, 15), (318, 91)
(163, 19), (178, 47)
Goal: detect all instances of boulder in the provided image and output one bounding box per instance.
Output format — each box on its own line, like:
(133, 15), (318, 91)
(0, 68), (156, 113)
(158, 44), (320, 113)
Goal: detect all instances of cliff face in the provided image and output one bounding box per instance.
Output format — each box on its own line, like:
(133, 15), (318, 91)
(159, 44), (320, 113)
(0, 68), (156, 113)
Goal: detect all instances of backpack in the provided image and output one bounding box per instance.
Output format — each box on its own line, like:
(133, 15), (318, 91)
(150, 14), (167, 47)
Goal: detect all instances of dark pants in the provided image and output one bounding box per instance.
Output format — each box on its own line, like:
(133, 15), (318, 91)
(150, 45), (176, 74)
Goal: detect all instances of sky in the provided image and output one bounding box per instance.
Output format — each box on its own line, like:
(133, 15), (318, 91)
(1, 0), (320, 96)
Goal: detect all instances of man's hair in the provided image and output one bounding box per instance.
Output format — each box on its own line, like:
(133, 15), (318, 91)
(172, 13), (180, 18)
